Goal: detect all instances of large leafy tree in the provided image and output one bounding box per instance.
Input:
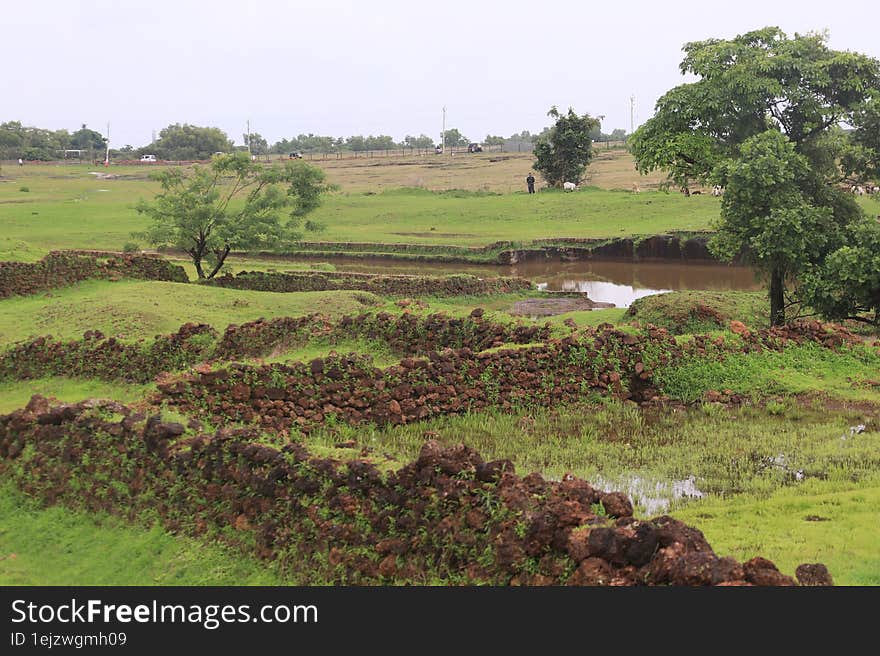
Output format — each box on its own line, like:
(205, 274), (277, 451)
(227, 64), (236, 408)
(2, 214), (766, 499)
(135, 153), (334, 279)
(146, 123), (234, 160)
(70, 124), (106, 152)
(532, 106), (601, 187)
(630, 27), (880, 325)
(442, 128), (468, 147)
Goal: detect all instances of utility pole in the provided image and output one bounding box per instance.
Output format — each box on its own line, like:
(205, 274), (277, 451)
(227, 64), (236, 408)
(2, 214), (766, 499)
(246, 120), (251, 155)
(630, 95), (635, 134)
(441, 106), (446, 153)
(104, 122), (110, 165)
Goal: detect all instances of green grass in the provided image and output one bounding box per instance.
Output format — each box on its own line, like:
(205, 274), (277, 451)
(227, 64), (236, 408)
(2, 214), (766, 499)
(1, 163), (875, 258)
(304, 399), (880, 507)
(0, 377), (152, 414)
(0, 279), (383, 346)
(308, 186), (720, 246)
(674, 477), (880, 586)
(655, 341), (880, 403)
(0, 165), (720, 255)
(0, 481), (288, 585)
(626, 290), (769, 334)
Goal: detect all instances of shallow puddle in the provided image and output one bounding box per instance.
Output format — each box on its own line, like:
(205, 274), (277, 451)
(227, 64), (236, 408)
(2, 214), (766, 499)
(592, 473), (706, 517)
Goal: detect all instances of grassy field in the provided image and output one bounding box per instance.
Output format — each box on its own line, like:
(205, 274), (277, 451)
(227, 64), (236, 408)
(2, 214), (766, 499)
(3, 156), (875, 259)
(0, 481), (286, 585)
(0, 279), (382, 346)
(0, 155), (716, 258)
(675, 477), (880, 586)
(2, 151), (879, 586)
(245, 147), (669, 194)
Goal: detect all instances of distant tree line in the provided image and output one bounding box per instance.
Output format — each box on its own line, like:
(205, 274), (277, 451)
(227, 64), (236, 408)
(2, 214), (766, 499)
(1, 119), (630, 162)
(0, 121), (106, 160)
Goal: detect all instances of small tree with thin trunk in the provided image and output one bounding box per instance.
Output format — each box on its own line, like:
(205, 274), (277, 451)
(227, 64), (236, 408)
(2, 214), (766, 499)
(134, 152), (333, 279)
(532, 106), (600, 187)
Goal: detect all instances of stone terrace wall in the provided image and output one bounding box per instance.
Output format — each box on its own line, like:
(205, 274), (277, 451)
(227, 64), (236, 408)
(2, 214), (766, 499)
(158, 326), (678, 431)
(204, 270), (533, 296)
(0, 396), (829, 585)
(0, 324), (218, 384)
(214, 310), (552, 360)
(0, 251), (188, 298)
(0, 311), (553, 384)
(157, 320), (861, 433)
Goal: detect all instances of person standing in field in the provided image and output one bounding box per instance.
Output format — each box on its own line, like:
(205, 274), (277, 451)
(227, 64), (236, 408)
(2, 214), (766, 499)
(18, 158), (23, 166)
(526, 172), (535, 194)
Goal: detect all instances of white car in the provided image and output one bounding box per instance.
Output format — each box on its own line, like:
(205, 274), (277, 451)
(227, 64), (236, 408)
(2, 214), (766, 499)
(139, 154), (157, 163)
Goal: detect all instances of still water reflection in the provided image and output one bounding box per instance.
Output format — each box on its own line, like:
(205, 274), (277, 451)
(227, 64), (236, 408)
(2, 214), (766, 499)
(286, 257), (761, 308)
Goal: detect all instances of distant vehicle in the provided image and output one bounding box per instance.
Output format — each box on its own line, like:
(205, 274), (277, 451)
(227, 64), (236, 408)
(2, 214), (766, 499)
(139, 154), (157, 163)
(288, 151), (303, 159)
(467, 143), (483, 153)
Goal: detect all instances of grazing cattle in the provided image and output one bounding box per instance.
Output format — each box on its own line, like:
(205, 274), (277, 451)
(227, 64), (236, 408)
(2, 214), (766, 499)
(871, 186), (880, 195)
(632, 183), (641, 193)
(851, 185), (866, 196)
(563, 181), (577, 191)
(711, 185), (723, 197)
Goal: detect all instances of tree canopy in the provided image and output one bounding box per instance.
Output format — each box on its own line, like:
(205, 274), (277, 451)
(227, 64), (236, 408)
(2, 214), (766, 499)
(134, 153), (334, 279)
(0, 121), (71, 160)
(70, 125), (106, 152)
(144, 124), (234, 161)
(630, 27), (880, 325)
(403, 134), (435, 149)
(629, 27), (880, 189)
(243, 132), (268, 156)
(442, 128), (468, 147)
(532, 106), (601, 187)
(803, 219), (880, 327)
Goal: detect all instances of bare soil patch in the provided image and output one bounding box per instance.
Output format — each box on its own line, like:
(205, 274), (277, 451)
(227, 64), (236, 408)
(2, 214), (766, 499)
(511, 295), (615, 316)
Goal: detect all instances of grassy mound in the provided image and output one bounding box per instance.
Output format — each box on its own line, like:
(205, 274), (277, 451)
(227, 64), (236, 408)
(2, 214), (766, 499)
(626, 290), (768, 334)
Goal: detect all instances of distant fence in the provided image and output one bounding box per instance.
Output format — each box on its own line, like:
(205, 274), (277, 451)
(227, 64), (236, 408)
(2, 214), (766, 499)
(295, 144), (506, 161)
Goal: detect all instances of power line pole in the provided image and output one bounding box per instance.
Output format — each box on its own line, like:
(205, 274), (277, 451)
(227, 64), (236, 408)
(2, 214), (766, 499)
(104, 122), (110, 165)
(630, 95), (635, 134)
(246, 119), (251, 155)
(441, 106), (446, 153)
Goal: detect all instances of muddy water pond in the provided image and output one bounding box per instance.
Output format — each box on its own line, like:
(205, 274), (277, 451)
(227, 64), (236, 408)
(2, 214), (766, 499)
(297, 257), (761, 308)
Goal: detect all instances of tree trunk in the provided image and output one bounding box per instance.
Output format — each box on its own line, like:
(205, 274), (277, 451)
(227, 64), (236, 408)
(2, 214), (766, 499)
(206, 244), (231, 279)
(769, 266), (785, 327)
(187, 248), (205, 279)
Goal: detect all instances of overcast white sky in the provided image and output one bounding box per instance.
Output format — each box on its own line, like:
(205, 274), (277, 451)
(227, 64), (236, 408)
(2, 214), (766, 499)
(3, 0), (878, 148)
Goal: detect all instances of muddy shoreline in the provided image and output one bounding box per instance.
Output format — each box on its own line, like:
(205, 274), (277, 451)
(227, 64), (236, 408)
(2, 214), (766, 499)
(159, 233), (727, 266)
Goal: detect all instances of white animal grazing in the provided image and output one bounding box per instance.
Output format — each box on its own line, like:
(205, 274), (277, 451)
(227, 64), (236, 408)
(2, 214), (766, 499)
(563, 181), (577, 191)
(852, 185), (865, 196)
(711, 185), (723, 197)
